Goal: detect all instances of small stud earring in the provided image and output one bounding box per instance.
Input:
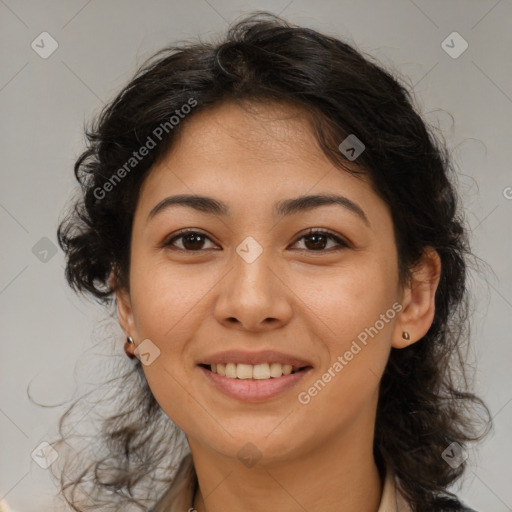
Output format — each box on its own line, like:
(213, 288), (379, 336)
(127, 336), (134, 344)
(402, 331), (410, 341)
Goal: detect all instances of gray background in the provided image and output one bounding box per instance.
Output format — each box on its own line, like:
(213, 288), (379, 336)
(1, 1), (511, 511)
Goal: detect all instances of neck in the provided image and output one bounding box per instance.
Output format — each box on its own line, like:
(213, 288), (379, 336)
(189, 398), (383, 512)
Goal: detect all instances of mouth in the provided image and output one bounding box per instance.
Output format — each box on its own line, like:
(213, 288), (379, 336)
(197, 361), (313, 403)
(199, 362), (311, 380)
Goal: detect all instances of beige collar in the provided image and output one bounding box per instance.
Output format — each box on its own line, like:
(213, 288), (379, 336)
(378, 464), (412, 512)
(152, 454), (412, 512)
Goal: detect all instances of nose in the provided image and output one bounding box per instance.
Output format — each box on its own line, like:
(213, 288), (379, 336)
(213, 244), (293, 332)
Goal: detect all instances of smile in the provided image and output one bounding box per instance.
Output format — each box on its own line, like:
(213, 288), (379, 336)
(198, 363), (313, 402)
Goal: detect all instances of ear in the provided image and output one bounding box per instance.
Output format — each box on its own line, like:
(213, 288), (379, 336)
(110, 272), (137, 358)
(392, 247), (441, 349)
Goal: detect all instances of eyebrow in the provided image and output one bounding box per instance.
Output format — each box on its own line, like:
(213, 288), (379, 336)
(147, 193), (370, 226)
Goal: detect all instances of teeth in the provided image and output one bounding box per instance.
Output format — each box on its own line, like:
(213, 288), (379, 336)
(225, 363), (237, 378)
(253, 363), (270, 380)
(269, 362), (282, 377)
(236, 363), (253, 379)
(208, 362), (298, 379)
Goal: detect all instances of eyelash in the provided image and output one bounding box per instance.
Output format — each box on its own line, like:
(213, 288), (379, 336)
(162, 228), (349, 253)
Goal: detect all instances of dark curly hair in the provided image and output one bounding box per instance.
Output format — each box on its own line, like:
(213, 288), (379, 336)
(52, 11), (492, 512)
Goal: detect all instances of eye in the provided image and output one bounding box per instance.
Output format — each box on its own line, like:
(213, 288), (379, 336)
(163, 229), (218, 252)
(163, 228), (348, 253)
(291, 229), (349, 252)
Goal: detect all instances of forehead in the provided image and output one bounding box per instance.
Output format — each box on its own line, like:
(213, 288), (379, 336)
(138, 100), (374, 207)
(171, 100), (328, 165)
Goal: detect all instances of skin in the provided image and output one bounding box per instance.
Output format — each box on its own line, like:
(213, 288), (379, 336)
(114, 100), (441, 512)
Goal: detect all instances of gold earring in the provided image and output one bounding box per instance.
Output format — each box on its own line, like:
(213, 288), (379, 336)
(402, 331), (410, 341)
(124, 336), (137, 360)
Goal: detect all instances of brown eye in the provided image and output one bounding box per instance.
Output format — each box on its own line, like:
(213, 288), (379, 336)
(164, 230), (217, 251)
(292, 229), (348, 252)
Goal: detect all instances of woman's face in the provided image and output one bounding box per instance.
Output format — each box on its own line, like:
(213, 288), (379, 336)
(117, 100), (407, 464)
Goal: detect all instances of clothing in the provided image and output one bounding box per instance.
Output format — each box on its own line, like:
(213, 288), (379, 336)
(150, 453), (477, 512)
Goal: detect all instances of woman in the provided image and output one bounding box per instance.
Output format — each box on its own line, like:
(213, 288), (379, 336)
(54, 12), (491, 512)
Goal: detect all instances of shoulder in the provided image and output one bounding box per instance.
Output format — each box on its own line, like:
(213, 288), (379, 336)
(390, 466), (478, 512)
(437, 507), (478, 512)
(433, 496), (479, 512)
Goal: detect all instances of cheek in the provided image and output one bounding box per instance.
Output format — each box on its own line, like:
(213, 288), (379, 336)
(129, 257), (213, 343)
(129, 265), (210, 430)
(294, 271), (396, 434)
(127, 260), (219, 424)
(297, 251), (398, 395)
(295, 252), (399, 344)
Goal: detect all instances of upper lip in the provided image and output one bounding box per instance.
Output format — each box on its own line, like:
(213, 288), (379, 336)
(198, 350), (313, 369)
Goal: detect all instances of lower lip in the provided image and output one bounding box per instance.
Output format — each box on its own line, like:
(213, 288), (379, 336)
(198, 365), (313, 403)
